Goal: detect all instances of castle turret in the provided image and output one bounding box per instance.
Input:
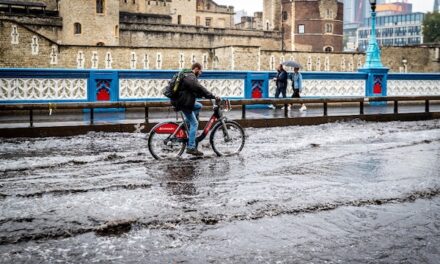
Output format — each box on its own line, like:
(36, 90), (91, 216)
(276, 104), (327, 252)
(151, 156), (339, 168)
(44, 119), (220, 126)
(263, 0), (282, 31)
(59, 0), (120, 46)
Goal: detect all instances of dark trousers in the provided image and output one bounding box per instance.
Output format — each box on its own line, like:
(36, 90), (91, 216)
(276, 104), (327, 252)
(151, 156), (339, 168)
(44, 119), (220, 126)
(275, 86), (287, 98)
(292, 89), (300, 98)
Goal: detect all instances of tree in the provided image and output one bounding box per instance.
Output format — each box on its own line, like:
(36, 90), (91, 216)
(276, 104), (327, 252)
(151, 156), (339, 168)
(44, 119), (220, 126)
(423, 12), (440, 43)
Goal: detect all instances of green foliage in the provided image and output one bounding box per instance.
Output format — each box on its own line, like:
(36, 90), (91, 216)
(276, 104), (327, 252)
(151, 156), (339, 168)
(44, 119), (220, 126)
(423, 12), (440, 43)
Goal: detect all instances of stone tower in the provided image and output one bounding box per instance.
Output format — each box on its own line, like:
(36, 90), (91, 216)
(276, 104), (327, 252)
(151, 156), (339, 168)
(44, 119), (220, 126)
(263, 0), (282, 31)
(59, 0), (120, 46)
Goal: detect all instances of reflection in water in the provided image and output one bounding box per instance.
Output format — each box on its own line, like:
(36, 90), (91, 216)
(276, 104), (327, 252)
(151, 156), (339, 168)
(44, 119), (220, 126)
(164, 161), (198, 197)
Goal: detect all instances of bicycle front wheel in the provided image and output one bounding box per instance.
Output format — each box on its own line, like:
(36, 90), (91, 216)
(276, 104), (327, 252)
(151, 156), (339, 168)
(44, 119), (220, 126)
(148, 122), (187, 160)
(210, 120), (245, 156)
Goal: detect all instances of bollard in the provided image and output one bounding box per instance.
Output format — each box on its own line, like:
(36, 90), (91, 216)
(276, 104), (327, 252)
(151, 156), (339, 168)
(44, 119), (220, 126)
(394, 101), (398, 114)
(284, 104), (288, 118)
(360, 101), (364, 115)
(425, 100), (430, 113)
(241, 105), (246, 119)
(323, 102), (328, 116)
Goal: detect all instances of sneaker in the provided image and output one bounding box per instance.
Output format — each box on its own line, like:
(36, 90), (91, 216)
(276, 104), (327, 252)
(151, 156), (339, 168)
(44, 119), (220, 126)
(300, 104), (307, 111)
(186, 148), (204, 156)
(268, 105), (276, 109)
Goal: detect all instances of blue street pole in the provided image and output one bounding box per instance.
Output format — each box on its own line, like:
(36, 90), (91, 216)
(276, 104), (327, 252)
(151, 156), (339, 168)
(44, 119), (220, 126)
(363, 7), (384, 68)
(359, 0), (389, 100)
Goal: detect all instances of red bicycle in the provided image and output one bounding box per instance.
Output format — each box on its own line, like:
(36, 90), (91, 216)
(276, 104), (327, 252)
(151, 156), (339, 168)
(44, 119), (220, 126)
(148, 99), (245, 160)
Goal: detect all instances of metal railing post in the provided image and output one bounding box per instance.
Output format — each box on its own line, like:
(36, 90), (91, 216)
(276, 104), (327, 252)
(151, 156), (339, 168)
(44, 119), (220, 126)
(425, 100), (430, 113)
(360, 101), (364, 115)
(323, 102), (328, 116)
(90, 108), (94, 125)
(394, 100), (398, 114)
(241, 105), (246, 119)
(29, 109), (33, 127)
(284, 104), (288, 118)
(145, 107), (149, 123)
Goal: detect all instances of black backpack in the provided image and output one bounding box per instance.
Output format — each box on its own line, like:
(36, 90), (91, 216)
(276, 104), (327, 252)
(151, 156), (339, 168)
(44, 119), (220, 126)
(163, 69), (192, 99)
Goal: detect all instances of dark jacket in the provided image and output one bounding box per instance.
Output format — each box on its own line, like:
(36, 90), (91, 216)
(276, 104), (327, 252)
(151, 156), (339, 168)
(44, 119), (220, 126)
(275, 70), (288, 89)
(171, 72), (215, 112)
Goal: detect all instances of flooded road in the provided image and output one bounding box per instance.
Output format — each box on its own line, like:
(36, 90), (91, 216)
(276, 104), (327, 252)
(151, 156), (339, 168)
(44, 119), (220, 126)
(1, 119), (440, 263)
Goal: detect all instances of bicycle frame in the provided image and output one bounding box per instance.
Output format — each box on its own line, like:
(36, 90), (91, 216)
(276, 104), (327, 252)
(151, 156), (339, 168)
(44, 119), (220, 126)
(160, 100), (231, 145)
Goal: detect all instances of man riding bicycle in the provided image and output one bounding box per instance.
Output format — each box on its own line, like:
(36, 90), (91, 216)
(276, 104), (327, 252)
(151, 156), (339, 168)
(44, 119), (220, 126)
(171, 63), (220, 157)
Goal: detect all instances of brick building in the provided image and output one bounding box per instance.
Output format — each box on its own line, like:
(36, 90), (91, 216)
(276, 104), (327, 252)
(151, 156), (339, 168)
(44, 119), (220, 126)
(277, 0), (344, 52)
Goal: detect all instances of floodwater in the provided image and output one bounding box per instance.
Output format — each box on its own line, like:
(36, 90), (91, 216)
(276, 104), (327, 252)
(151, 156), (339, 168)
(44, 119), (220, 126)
(0, 119), (439, 263)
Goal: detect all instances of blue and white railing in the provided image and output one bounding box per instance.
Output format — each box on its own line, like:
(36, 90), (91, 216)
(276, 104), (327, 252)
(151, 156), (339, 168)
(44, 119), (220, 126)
(0, 68), (439, 104)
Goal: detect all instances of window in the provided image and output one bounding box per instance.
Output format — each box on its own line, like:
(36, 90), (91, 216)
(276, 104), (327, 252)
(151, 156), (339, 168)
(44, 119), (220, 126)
(325, 23), (333, 33)
(96, 0), (104, 13)
(96, 42), (105, 46)
(266, 22), (270, 30)
(178, 15), (182, 25)
(114, 25), (119, 37)
(282, 11), (288, 21)
(74, 23), (81, 34)
(298, 24), (305, 34)
(324, 46), (333, 52)
(205, 18), (212, 27)
(196, 16), (201, 26)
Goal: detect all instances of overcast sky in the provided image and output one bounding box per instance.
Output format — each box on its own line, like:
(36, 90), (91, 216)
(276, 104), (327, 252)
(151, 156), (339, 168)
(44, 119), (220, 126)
(215, 0), (435, 15)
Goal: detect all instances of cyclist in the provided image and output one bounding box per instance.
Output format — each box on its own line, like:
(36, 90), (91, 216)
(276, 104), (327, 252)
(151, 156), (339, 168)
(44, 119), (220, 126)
(171, 62), (220, 157)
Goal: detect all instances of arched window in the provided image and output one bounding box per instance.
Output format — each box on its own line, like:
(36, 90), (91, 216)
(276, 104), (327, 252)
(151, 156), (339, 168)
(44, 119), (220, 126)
(97, 42), (105, 46)
(96, 0), (105, 13)
(266, 21), (270, 30)
(74, 23), (81, 34)
(324, 46), (333, 53)
(177, 15), (182, 25)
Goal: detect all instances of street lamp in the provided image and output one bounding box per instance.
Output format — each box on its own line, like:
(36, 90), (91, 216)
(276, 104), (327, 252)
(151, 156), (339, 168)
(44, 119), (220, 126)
(363, 0), (384, 68)
(359, 0), (389, 100)
(369, 0), (376, 12)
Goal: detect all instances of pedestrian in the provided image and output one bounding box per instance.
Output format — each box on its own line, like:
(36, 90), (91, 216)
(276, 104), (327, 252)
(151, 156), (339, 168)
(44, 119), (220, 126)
(289, 67), (306, 111)
(269, 64), (288, 109)
(171, 62), (220, 156)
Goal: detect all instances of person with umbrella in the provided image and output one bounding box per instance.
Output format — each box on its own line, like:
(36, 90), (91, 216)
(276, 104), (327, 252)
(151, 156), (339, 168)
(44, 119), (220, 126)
(269, 64), (288, 109)
(283, 61), (307, 111)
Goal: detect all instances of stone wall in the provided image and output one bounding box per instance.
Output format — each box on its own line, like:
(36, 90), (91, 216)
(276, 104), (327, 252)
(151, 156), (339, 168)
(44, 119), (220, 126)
(0, 21), (58, 68)
(0, 14), (61, 42)
(119, 22), (282, 50)
(381, 46), (440, 73)
(1, 21), (439, 73)
(260, 50), (365, 72)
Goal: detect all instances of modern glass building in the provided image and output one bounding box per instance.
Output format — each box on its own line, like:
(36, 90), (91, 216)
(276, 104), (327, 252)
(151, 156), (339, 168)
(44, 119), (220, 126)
(356, 12), (425, 51)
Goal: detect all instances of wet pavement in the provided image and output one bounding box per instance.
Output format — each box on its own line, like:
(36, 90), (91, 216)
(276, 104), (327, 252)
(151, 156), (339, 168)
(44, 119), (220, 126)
(0, 119), (440, 263)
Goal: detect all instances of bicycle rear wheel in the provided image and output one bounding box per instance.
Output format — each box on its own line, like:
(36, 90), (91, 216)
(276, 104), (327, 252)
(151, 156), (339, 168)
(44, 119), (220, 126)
(210, 120), (245, 156)
(148, 122), (187, 160)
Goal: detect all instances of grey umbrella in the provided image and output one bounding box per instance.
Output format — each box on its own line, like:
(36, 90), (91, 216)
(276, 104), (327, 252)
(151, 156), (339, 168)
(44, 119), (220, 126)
(282, 60), (302, 68)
